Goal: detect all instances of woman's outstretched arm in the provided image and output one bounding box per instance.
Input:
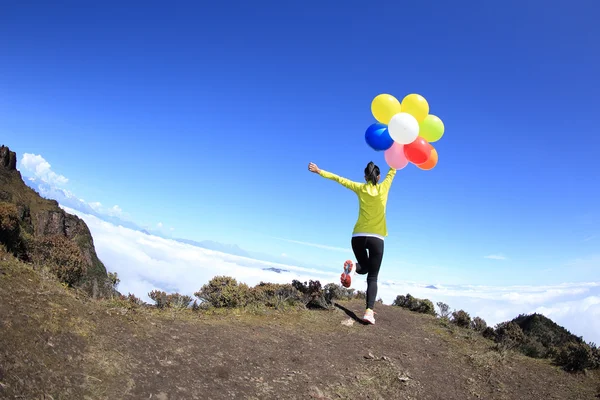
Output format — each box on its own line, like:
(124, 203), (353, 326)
(308, 162), (362, 193)
(380, 167), (397, 192)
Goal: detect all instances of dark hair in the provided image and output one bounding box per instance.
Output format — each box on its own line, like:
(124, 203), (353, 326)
(364, 161), (380, 185)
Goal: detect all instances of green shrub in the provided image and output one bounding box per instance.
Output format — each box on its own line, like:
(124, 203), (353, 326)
(450, 310), (472, 328)
(291, 279), (330, 309)
(482, 327), (496, 340)
(148, 290), (169, 308)
(323, 283), (355, 303)
(148, 290), (193, 309)
(392, 294), (436, 315)
(194, 276), (251, 308)
(0, 202), (20, 254)
(471, 316), (487, 332)
(107, 271), (120, 290)
(553, 342), (598, 372)
(31, 235), (87, 286)
(521, 338), (549, 358)
(125, 293), (145, 306)
(167, 293), (193, 309)
(250, 282), (301, 309)
(494, 321), (526, 352)
(354, 290), (366, 300)
(114, 293), (146, 308)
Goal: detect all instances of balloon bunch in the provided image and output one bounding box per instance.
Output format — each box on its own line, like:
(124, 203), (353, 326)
(365, 93), (445, 171)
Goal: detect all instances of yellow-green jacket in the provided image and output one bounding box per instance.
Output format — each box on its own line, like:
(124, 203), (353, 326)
(319, 168), (396, 239)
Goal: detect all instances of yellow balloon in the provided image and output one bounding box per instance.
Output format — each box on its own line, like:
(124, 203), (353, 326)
(371, 94), (402, 125)
(401, 94), (429, 122)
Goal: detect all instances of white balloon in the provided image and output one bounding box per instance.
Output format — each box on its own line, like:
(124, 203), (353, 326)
(388, 112), (419, 144)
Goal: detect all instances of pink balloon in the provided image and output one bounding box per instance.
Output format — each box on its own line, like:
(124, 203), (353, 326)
(384, 142), (409, 170)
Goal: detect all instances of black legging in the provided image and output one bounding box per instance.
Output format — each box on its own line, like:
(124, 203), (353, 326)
(351, 236), (384, 310)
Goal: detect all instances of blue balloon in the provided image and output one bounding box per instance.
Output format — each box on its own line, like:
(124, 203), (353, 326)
(365, 123), (394, 151)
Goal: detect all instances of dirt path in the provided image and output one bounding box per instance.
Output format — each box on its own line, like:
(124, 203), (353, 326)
(1, 261), (599, 399)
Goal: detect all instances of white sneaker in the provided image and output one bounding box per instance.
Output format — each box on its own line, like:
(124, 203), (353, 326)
(363, 308), (375, 325)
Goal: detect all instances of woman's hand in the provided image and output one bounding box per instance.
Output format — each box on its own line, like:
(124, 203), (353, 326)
(308, 162), (320, 174)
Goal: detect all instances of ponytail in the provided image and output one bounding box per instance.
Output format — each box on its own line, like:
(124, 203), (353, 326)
(364, 161), (380, 185)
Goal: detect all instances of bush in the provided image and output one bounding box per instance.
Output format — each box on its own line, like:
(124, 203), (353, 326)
(323, 283), (355, 303)
(0, 202), (20, 254)
(250, 282), (301, 309)
(291, 279), (331, 309)
(107, 271), (120, 290)
(494, 321), (526, 352)
(482, 327), (496, 340)
(521, 338), (549, 358)
(451, 310), (472, 328)
(194, 276), (251, 308)
(354, 290), (366, 300)
(148, 290), (193, 309)
(167, 293), (193, 309)
(114, 293), (146, 308)
(392, 294), (436, 316)
(31, 235), (87, 286)
(148, 290), (169, 308)
(471, 316), (487, 332)
(125, 293), (145, 306)
(553, 342), (598, 372)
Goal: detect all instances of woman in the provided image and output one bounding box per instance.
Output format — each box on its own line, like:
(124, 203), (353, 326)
(308, 161), (396, 324)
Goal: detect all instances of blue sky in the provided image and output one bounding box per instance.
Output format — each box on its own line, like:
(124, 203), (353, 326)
(1, 1), (599, 286)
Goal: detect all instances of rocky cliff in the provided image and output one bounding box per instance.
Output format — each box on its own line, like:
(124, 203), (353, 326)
(0, 145), (112, 297)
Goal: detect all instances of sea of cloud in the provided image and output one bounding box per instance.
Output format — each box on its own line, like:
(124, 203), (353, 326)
(62, 206), (600, 344)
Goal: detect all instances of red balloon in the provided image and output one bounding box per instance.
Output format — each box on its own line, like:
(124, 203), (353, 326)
(403, 137), (431, 164)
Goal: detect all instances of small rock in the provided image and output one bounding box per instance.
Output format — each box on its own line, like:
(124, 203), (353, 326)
(398, 375), (411, 383)
(341, 318), (355, 327)
(364, 352), (376, 359)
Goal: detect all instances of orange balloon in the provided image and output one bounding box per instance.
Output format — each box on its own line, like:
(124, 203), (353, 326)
(416, 145), (438, 170)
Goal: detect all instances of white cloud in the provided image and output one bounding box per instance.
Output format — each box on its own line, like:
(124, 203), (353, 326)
(535, 296), (600, 341)
(21, 153), (69, 186)
(62, 206), (339, 299)
(60, 206), (600, 345)
(89, 202), (103, 212)
(21, 155), (129, 223)
(272, 236), (351, 253)
(87, 202), (124, 218)
(157, 222), (163, 228)
(375, 281), (600, 344)
(106, 205), (123, 216)
(484, 254), (507, 260)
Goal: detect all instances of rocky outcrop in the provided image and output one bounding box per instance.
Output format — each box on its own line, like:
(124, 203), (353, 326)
(0, 145), (17, 171)
(0, 145), (112, 297)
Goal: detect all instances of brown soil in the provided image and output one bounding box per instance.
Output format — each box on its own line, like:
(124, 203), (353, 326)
(1, 255), (599, 400)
